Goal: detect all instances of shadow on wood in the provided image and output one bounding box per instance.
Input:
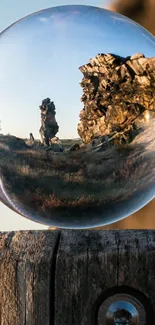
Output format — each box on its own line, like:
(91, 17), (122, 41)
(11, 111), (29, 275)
(0, 230), (155, 324)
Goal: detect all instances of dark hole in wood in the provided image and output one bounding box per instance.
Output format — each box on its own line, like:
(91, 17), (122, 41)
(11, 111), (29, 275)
(92, 286), (154, 325)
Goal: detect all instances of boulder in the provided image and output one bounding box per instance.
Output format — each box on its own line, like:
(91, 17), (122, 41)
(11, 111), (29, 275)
(46, 143), (64, 152)
(77, 53), (155, 145)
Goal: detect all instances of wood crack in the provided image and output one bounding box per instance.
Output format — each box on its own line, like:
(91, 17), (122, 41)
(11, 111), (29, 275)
(49, 230), (61, 325)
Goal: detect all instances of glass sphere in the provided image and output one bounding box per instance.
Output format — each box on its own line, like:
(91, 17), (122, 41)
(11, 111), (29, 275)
(0, 5), (155, 229)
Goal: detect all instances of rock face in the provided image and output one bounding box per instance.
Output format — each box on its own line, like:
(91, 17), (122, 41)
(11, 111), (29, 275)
(77, 53), (155, 144)
(46, 137), (64, 152)
(39, 98), (59, 146)
(29, 133), (35, 145)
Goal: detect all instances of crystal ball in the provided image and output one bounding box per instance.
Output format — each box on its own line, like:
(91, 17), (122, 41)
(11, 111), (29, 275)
(0, 5), (155, 229)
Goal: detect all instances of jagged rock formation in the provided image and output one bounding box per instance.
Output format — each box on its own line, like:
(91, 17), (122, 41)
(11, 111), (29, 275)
(98, 1), (155, 231)
(29, 133), (35, 146)
(49, 136), (62, 147)
(39, 98), (59, 146)
(30, 133), (34, 142)
(77, 53), (155, 145)
(46, 137), (64, 152)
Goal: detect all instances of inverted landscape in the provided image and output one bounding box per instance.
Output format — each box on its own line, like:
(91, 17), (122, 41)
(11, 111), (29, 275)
(0, 52), (155, 228)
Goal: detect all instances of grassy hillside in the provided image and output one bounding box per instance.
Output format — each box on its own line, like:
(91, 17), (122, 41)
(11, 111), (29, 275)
(0, 120), (154, 228)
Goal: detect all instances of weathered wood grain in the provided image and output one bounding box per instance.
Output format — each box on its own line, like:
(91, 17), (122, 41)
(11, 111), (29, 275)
(55, 230), (155, 324)
(1, 230), (155, 324)
(0, 230), (60, 325)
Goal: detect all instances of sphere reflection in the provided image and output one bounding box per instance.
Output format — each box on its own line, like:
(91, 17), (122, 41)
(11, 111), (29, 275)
(0, 5), (155, 228)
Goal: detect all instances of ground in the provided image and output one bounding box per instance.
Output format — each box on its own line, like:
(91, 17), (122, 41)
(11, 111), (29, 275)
(0, 118), (155, 228)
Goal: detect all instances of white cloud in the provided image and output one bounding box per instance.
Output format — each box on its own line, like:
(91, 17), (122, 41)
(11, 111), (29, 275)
(39, 17), (49, 23)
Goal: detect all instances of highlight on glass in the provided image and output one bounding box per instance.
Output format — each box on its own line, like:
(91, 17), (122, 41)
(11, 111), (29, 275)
(0, 5), (155, 228)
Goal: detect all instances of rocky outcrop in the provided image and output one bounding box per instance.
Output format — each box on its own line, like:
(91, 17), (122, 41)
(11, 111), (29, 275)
(39, 98), (59, 146)
(46, 136), (64, 152)
(77, 53), (155, 144)
(30, 133), (34, 142)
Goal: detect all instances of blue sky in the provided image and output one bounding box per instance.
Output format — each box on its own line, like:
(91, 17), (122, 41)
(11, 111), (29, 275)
(0, 3), (155, 140)
(0, 0), (110, 33)
(0, 0), (155, 231)
(0, 0), (111, 231)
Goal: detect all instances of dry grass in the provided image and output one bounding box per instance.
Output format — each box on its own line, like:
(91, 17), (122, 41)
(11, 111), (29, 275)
(0, 121), (155, 227)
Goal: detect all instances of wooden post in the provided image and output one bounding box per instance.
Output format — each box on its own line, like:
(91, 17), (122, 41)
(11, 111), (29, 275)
(0, 230), (155, 324)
